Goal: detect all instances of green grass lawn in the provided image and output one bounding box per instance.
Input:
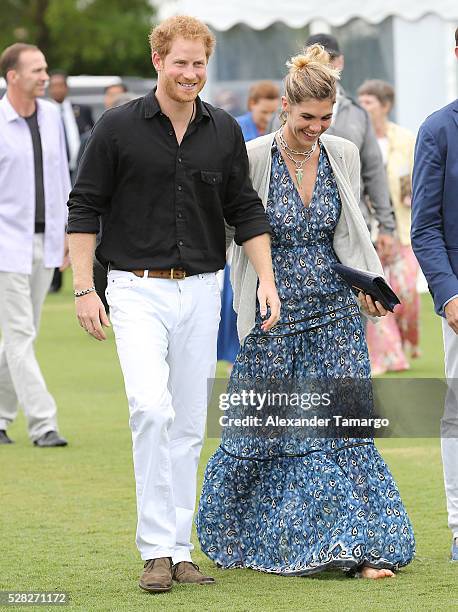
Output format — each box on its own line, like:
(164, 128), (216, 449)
(1, 276), (457, 611)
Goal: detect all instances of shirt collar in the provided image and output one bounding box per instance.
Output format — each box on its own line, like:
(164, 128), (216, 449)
(0, 94), (21, 122)
(0, 93), (43, 122)
(143, 87), (210, 121)
(195, 96), (210, 121)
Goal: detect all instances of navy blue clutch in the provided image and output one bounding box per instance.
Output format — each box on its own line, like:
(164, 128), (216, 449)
(332, 263), (400, 312)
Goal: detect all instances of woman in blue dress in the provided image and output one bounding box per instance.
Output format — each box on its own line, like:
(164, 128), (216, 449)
(197, 45), (415, 579)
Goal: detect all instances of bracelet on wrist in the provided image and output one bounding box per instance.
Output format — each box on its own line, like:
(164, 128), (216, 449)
(74, 286), (96, 298)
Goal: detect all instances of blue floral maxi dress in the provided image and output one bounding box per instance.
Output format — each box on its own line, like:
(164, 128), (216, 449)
(196, 144), (415, 575)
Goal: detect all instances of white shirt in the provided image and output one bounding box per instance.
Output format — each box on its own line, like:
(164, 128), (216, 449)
(57, 98), (81, 171)
(331, 93), (341, 126)
(377, 137), (389, 166)
(0, 95), (71, 273)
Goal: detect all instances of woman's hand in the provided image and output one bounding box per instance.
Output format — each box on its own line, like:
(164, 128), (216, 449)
(257, 279), (281, 331)
(357, 291), (388, 317)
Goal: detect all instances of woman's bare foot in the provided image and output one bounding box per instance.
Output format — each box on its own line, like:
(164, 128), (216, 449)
(359, 566), (395, 579)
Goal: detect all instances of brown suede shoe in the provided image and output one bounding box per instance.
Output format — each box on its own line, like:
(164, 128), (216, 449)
(139, 557), (173, 593)
(172, 561), (215, 585)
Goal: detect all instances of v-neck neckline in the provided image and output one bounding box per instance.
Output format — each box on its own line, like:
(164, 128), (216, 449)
(274, 140), (322, 209)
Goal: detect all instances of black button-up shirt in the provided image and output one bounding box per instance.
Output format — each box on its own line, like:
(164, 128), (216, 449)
(67, 90), (270, 274)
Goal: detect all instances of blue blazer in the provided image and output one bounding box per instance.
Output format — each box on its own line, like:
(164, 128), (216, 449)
(411, 99), (458, 315)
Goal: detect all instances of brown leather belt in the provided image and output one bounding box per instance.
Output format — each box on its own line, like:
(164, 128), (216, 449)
(131, 268), (187, 280)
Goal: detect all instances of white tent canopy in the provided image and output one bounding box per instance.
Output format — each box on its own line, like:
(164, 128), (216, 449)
(158, 0), (458, 30)
(156, 1), (458, 133)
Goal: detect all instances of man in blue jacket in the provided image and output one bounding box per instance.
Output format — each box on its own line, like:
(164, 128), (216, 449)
(411, 26), (458, 562)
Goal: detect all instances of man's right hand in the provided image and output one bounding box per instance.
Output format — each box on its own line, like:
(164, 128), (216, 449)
(75, 291), (111, 341)
(445, 297), (458, 334)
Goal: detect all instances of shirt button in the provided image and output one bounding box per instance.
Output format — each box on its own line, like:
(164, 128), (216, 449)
(178, 157), (182, 163)
(177, 212), (183, 218)
(178, 240), (184, 246)
(177, 185), (182, 191)
(168, 130), (173, 135)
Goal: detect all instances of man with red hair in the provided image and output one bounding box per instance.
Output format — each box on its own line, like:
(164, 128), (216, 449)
(67, 16), (280, 592)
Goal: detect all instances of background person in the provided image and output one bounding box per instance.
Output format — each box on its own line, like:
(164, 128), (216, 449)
(197, 45), (415, 578)
(48, 70), (94, 292)
(358, 79), (420, 375)
(77, 89), (138, 315)
(218, 81), (281, 371)
(103, 82), (128, 109)
(77, 83), (130, 167)
(48, 70), (94, 183)
(304, 33), (396, 263)
(236, 80), (280, 141)
(67, 15), (280, 593)
(411, 27), (458, 562)
(0, 43), (70, 447)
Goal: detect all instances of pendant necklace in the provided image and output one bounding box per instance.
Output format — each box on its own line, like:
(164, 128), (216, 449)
(186, 101), (195, 131)
(277, 129), (317, 187)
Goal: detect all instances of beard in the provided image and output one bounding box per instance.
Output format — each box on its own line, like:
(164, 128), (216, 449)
(162, 72), (205, 104)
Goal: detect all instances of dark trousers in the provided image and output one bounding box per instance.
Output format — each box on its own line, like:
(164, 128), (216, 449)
(94, 258), (109, 313)
(49, 268), (62, 293)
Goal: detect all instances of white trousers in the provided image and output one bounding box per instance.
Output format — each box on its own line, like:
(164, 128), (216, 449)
(0, 235), (58, 441)
(441, 319), (458, 538)
(106, 270), (221, 562)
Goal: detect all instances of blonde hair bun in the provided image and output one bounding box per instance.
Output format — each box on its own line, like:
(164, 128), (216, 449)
(287, 44), (332, 73)
(281, 43), (340, 123)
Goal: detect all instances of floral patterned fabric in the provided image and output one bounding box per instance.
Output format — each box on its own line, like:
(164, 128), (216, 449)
(366, 244), (420, 375)
(196, 144), (415, 575)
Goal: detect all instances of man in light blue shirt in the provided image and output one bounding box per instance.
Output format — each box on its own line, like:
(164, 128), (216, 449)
(0, 43), (70, 447)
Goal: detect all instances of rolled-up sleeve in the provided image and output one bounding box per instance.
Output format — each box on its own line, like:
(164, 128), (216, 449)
(67, 113), (117, 234)
(223, 123), (271, 246)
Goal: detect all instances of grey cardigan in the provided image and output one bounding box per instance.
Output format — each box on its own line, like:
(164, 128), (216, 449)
(226, 132), (384, 344)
